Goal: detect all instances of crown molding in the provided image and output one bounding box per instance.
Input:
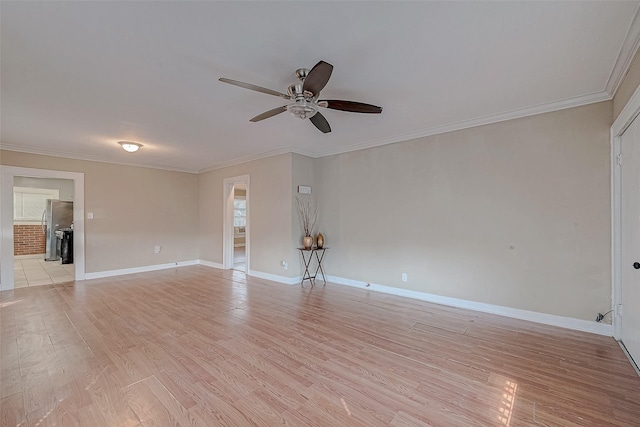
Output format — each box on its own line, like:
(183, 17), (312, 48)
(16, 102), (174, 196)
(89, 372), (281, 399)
(312, 91), (612, 159)
(606, 3), (640, 97)
(0, 91), (617, 173)
(197, 146), (316, 173)
(197, 90), (615, 169)
(0, 144), (197, 174)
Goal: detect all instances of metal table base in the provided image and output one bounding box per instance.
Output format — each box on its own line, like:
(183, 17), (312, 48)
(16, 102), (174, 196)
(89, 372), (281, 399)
(298, 247), (328, 286)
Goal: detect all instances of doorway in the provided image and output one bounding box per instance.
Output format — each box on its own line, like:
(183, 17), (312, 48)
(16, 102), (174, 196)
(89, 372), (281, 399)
(618, 113), (640, 371)
(1, 166), (85, 291)
(612, 87), (640, 375)
(223, 175), (249, 272)
(232, 184), (247, 271)
(13, 177), (76, 287)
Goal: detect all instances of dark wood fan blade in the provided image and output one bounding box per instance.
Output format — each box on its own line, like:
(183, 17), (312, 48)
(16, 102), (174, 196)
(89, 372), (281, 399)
(319, 100), (382, 114)
(250, 106), (288, 122)
(219, 78), (290, 99)
(302, 61), (333, 96)
(309, 112), (331, 133)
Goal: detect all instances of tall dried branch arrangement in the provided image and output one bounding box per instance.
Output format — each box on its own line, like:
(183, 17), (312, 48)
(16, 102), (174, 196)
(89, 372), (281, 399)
(296, 196), (319, 237)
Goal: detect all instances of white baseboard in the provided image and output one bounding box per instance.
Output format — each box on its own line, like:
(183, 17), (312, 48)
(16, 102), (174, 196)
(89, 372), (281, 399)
(196, 261), (300, 285)
(247, 269), (300, 285)
(325, 275), (613, 337)
(85, 261), (610, 337)
(197, 259), (224, 269)
(84, 260), (199, 280)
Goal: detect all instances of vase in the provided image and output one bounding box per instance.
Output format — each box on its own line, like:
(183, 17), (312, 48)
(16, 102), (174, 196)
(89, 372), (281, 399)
(302, 236), (313, 249)
(316, 233), (324, 249)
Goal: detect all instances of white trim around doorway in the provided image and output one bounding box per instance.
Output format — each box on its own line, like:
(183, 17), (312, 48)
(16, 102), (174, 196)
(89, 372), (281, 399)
(611, 85), (640, 339)
(1, 166), (85, 290)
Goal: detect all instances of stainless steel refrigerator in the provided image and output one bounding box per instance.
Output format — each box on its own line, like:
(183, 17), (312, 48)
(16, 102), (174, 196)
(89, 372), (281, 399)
(41, 200), (73, 261)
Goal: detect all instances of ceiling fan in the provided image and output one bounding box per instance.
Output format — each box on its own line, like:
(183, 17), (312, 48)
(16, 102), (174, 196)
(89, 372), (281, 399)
(219, 60), (382, 133)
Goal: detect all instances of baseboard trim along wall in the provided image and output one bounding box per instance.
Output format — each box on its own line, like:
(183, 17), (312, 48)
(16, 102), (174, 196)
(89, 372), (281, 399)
(198, 260), (224, 269)
(84, 260), (200, 280)
(196, 261), (300, 285)
(196, 262), (612, 336)
(85, 259), (228, 280)
(247, 269), (300, 286)
(86, 261), (612, 337)
(325, 275), (613, 337)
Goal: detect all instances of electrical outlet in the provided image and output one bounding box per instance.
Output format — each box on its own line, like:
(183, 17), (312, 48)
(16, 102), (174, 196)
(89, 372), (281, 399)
(154, 245), (161, 254)
(282, 261), (288, 270)
(401, 273), (408, 282)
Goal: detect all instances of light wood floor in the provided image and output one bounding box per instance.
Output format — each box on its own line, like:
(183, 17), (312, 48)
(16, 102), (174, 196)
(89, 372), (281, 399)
(1, 266), (639, 426)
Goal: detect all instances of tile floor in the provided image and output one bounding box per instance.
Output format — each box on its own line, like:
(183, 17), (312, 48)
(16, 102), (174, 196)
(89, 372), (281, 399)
(14, 254), (75, 288)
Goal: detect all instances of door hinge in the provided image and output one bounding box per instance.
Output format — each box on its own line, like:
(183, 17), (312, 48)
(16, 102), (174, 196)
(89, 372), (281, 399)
(617, 153), (623, 166)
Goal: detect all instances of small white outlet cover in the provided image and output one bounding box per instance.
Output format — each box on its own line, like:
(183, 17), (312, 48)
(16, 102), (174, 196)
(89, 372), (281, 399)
(401, 273), (408, 282)
(87, 212), (94, 219)
(154, 245), (161, 253)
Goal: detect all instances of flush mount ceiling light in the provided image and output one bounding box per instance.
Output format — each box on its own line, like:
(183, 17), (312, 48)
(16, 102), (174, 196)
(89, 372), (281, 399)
(118, 141), (142, 153)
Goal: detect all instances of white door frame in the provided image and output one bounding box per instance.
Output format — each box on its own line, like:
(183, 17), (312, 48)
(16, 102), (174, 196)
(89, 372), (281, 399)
(612, 85), (640, 339)
(222, 174), (249, 270)
(1, 166), (86, 290)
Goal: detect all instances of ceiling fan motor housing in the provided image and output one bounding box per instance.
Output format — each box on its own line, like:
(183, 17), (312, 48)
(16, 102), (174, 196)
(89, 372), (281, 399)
(287, 84), (318, 119)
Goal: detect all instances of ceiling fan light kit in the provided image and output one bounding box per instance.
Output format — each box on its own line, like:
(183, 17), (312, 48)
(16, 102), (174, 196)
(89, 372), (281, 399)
(287, 82), (318, 120)
(219, 60), (382, 133)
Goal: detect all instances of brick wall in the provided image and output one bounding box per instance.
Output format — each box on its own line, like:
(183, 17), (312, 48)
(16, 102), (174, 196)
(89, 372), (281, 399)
(14, 225), (46, 256)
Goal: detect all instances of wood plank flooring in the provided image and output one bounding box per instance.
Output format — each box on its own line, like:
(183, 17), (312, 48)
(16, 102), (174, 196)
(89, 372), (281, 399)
(1, 265), (639, 426)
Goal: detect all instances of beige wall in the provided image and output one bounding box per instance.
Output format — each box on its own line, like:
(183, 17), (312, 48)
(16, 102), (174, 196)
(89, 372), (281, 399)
(315, 102), (612, 321)
(1, 150), (199, 273)
(291, 153), (316, 270)
(198, 153), (296, 277)
(0, 100), (617, 322)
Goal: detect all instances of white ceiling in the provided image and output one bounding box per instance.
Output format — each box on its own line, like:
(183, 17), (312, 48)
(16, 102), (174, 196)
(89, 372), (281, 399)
(2, 1), (639, 173)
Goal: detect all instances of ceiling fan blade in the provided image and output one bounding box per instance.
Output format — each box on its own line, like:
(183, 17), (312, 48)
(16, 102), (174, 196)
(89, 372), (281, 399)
(219, 78), (290, 99)
(250, 106), (288, 122)
(309, 112), (331, 133)
(302, 61), (333, 96)
(318, 100), (383, 114)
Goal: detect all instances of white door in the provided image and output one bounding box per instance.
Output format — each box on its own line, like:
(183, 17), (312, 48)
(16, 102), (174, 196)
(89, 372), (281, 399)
(620, 113), (640, 368)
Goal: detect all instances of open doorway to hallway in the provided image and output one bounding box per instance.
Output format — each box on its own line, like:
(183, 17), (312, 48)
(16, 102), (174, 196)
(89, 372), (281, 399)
(223, 174), (249, 273)
(233, 184), (247, 272)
